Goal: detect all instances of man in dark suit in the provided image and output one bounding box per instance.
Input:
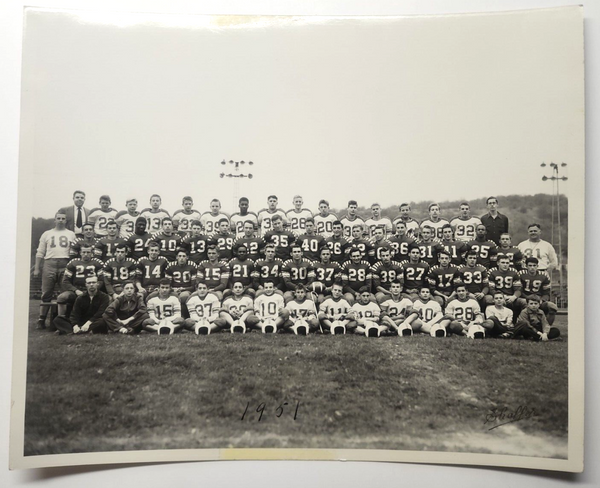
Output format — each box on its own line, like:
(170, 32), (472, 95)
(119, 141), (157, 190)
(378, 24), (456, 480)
(480, 196), (509, 246)
(58, 190), (90, 238)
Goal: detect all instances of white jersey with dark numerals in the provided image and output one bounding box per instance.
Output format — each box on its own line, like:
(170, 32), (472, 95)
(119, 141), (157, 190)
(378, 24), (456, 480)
(88, 208), (118, 237)
(257, 209), (288, 236)
(445, 298), (481, 323)
(186, 293), (221, 322)
(420, 218), (451, 240)
(450, 216), (482, 242)
(221, 296), (254, 316)
(350, 302), (381, 321)
(36, 228), (76, 260)
(286, 299), (318, 319)
(141, 209), (171, 234)
(364, 217), (393, 237)
(115, 211), (140, 238)
(147, 295), (181, 320)
(200, 212), (230, 237)
(230, 212), (259, 236)
(254, 293), (285, 320)
(172, 210), (202, 235)
(286, 208), (314, 235)
(412, 299), (442, 322)
(313, 213), (338, 238)
(319, 297), (352, 320)
(380, 297), (413, 318)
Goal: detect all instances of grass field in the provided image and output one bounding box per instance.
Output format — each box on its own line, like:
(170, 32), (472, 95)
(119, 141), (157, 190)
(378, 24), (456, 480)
(24, 300), (569, 458)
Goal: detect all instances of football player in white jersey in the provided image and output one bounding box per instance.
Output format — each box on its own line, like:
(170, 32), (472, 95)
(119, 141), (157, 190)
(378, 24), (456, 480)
(286, 195), (313, 236)
(200, 199), (230, 236)
(141, 194), (171, 234)
(346, 286), (387, 337)
(219, 281), (254, 333)
(313, 199), (338, 238)
(115, 198), (141, 238)
(283, 285), (319, 335)
(420, 203), (450, 240)
(34, 211), (77, 328)
(380, 281), (414, 336)
(392, 203), (420, 238)
(143, 279), (185, 335)
(257, 195), (288, 236)
(246, 280), (289, 333)
(172, 196), (202, 235)
(450, 202), (482, 243)
(183, 282), (226, 335)
(445, 284), (486, 338)
(340, 200), (365, 238)
(318, 282), (352, 334)
(364, 202), (393, 237)
(88, 195), (118, 238)
(400, 287), (451, 337)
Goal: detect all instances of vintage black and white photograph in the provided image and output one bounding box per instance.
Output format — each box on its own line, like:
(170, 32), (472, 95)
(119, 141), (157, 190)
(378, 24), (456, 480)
(10, 6), (584, 472)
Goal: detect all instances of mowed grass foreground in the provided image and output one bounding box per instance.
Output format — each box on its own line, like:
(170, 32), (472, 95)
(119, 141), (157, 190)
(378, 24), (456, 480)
(24, 301), (568, 458)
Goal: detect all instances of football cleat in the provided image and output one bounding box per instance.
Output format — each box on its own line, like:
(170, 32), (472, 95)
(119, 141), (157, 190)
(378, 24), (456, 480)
(331, 321), (346, 335)
(547, 327), (561, 340)
(467, 324), (486, 340)
(398, 324), (413, 337)
(36, 319), (46, 330)
(430, 323), (447, 338)
(231, 320), (246, 334)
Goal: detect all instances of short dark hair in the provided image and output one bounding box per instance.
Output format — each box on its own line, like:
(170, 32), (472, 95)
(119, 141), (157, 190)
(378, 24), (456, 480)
(486, 196), (498, 204)
(525, 257), (540, 265)
(73, 190), (86, 198)
(528, 223), (542, 230)
(347, 200), (358, 207)
(159, 278), (171, 287)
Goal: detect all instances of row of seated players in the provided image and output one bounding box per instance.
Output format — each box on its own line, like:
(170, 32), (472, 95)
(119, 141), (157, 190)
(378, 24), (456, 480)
(57, 236), (557, 326)
(58, 276), (559, 342)
(75, 215), (526, 272)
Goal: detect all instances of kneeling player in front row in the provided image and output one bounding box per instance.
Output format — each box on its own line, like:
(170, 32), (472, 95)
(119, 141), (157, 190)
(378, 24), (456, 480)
(400, 287), (450, 337)
(183, 282), (226, 335)
(246, 280), (289, 333)
(346, 286), (387, 337)
(219, 281), (254, 333)
(445, 284), (486, 339)
(142, 279), (185, 335)
(318, 282), (352, 334)
(282, 285), (319, 335)
(380, 281), (414, 336)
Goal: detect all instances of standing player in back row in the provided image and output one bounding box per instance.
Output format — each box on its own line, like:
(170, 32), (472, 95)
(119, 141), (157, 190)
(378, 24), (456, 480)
(365, 203), (393, 237)
(87, 195), (118, 238)
(340, 200), (365, 239)
(450, 202), (482, 243)
(257, 195), (288, 236)
(286, 195), (313, 236)
(392, 203), (420, 238)
(313, 199), (338, 238)
(200, 199), (230, 237)
(140, 194), (170, 234)
(172, 196), (202, 235)
(115, 198), (141, 238)
(420, 203), (450, 240)
(230, 197), (258, 237)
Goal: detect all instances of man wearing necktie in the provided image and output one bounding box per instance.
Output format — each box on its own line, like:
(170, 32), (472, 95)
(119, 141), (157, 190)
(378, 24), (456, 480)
(58, 190), (90, 238)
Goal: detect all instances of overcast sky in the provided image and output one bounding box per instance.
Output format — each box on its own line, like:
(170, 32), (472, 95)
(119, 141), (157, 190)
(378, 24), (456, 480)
(21, 8), (582, 217)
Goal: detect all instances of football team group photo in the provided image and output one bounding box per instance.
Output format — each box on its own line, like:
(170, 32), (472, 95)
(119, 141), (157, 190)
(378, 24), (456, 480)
(33, 192), (561, 342)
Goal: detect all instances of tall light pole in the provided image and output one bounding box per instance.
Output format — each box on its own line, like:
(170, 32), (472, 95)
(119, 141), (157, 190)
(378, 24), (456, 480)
(541, 162), (567, 305)
(220, 160), (254, 211)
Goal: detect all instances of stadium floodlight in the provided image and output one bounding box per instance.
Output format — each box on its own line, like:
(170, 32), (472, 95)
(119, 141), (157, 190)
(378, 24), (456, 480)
(248, 174), (253, 179)
(219, 159), (256, 209)
(540, 161), (567, 306)
(219, 173), (225, 178)
(221, 160), (226, 165)
(248, 161), (254, 165)
(540, 162), (547, 167)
